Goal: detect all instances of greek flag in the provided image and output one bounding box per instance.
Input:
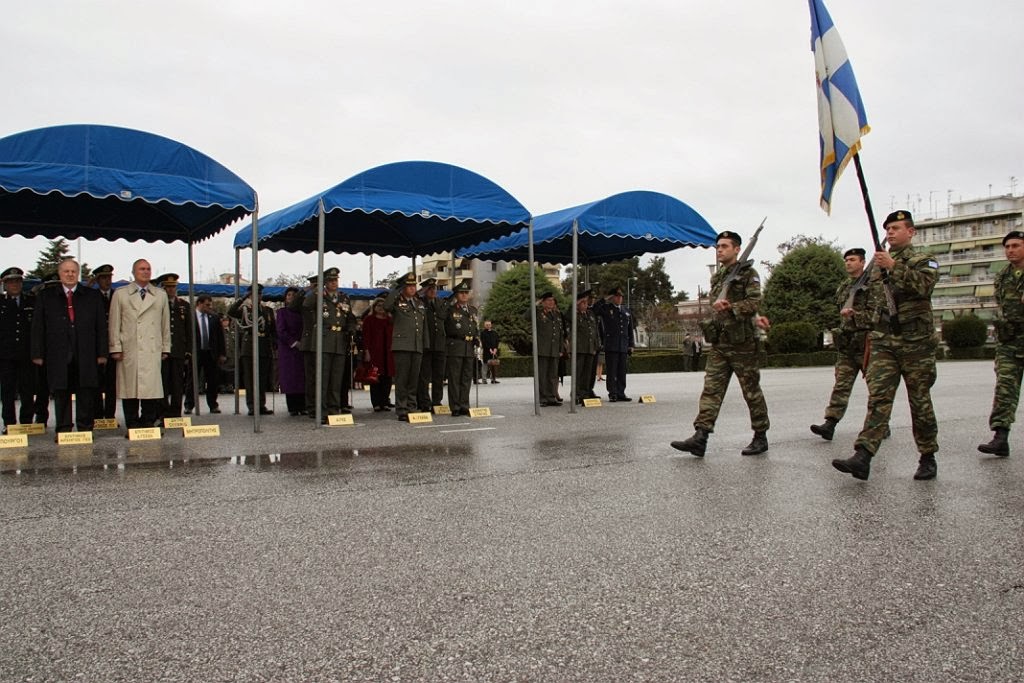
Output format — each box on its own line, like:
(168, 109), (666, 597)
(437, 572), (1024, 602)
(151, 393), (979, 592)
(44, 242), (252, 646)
(809, 0), (870, 214)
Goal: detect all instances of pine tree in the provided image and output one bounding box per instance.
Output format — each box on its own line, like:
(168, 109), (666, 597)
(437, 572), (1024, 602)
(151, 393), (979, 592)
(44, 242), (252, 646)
(26, 239), (91, 281)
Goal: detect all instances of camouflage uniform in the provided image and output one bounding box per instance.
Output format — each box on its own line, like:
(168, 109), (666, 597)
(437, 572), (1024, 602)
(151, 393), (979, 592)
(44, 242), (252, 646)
(694, 264), (769, 433)
(854, 245), (939, 457)
(822, 276), (873, 422)
(987, 264), (1024, 429)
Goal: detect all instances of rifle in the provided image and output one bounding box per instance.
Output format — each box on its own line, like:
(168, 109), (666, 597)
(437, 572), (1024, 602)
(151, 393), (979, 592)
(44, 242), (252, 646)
(843, 239), (887, 311)
(714, 217), (766, 305)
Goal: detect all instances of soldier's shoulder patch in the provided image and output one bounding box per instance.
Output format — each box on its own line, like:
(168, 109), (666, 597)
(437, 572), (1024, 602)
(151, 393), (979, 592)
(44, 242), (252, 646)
(926, 260), (939, 269)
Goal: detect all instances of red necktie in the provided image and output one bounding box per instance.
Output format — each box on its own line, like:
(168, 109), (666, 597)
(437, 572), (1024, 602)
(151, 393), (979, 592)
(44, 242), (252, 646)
(66, 290), (75, 323)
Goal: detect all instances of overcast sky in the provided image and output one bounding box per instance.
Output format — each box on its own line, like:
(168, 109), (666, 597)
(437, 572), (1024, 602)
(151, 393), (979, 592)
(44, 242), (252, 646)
(4, 0), (1022, 297)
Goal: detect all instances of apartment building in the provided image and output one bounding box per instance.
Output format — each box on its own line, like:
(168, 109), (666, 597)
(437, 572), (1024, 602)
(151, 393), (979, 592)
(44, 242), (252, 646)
(416, 252), (560, 309)
(914, 194), (1023, 323)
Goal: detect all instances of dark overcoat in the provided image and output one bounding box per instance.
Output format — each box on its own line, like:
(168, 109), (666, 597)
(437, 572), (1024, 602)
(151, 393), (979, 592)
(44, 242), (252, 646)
(31, 285), (108, 391)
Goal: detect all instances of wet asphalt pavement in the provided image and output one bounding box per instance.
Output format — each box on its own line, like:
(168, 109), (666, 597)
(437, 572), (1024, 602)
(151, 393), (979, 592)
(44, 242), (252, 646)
(2, 361), (1022, 682)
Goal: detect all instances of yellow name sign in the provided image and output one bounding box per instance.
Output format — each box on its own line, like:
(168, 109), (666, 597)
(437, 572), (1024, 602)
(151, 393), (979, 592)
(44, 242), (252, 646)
(327, 414), (354, 426)
(93, 418), (119, 430)
(57, 431), (94, 445)
(163, 417), (193, 429)
(468, 407), (491, 418)
(639, 395), (657, 403)
(7, 423), (45, 436)
(407, 412), (433, 424)
(432, 405), (451, 415)
(0, 434), (29, 449)
(183, 425), (221, 438)
(583, 398), (603, 408)
(128, 427), (162, 441)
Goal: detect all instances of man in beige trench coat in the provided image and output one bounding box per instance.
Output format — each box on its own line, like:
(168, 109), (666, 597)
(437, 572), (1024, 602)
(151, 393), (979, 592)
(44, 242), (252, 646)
(109, 259), (170, 430)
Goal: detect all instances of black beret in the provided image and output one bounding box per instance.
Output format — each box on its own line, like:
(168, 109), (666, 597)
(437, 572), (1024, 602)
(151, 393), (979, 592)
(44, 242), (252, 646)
(843, 248), (867, 259)
(1002, 230), (1024, 246)
(717, 231), (742, 246)
(883, 210), (913, 227)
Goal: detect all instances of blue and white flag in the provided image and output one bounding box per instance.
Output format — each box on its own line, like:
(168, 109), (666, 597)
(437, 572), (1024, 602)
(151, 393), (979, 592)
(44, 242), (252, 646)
(809, 0), (870, 214)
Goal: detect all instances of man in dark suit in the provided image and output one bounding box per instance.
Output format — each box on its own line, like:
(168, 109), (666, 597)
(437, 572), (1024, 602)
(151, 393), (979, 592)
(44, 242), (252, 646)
(91, 264), (118, 421)
(30, 259), (108, 435)
(592, 286), (636, 402)
(188, 294), (225, 414)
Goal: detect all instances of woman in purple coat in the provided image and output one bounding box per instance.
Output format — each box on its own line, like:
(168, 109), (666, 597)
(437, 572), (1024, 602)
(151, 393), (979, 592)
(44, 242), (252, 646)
(276, 287), (306, 416)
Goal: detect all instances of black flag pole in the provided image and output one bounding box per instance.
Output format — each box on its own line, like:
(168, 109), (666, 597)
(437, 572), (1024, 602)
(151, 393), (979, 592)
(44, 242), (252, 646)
(852, 151), (901, 334)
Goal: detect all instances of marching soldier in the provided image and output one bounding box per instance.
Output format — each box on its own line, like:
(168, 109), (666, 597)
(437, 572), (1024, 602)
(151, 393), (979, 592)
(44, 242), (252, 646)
(832, 210), (939, 481)
(441, 280), (479, 416)
(671, 230), (770, 458)
(385, 272), (426, 421)
(573, 289), (600, 404)
(536, 291), (566, 407)
(810, 248), (873, 440)
(978, 230), (1024, 458)
(417, 278), (447, 412)
(0, 267), (48, 433)
(91, 264), (118, 421)
(294, 268), (356, 420)
(228, 284), (277, 416)
(157, 273), (191, 419)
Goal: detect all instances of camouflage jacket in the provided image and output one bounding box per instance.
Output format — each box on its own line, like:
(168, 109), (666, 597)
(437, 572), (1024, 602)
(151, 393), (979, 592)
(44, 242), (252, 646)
(867, 245), (937, 341)
(993, 263), (1024, 346)
(702, 263), (761, 346)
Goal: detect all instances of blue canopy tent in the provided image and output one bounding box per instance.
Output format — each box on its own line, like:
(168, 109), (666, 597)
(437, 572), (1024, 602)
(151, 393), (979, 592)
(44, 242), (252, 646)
(232, 160), (530, 425)
(458, 190), (717, 414)
(0, 123), (258, 426)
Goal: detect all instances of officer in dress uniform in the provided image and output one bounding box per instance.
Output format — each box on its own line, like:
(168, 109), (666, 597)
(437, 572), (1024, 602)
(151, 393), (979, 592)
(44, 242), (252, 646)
(573, 289), (600, 404)
(90, 264), (118, 421)
(536, 291), (566, 407)
(0, 267), (49, 433)
(385, 272), (426, 421)
(592, 286), (636, 402)
(292, 268), (356, 420)
(228, 284), (277, 416)
(156, 274), (191, 419)
(441, 280), (479, 416)
(978, 230), (1024, 458)
(417, 278), (447, 412)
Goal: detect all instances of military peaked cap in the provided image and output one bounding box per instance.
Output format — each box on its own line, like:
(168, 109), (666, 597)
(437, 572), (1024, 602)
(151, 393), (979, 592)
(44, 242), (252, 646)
(419, 277), (437, 288)
(396, 272), (417, 287)
(1, 267), (25, 281)
(156, 273), (180, 286)
(323, 267), (340, 279)
(92, 264), (114, 276)
(453, 280), (471, 293)
(607, 286), (624, 296)
(576, 288), (594, 301)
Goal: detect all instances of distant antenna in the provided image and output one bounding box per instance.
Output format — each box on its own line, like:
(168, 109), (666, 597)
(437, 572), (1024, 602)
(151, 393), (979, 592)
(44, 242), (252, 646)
(1012, 176), (1018, 197)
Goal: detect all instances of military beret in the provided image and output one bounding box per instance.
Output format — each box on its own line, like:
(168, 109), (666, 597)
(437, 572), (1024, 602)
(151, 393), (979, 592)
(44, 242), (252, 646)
(1, 267), (25, 281)
(396, 272), (417, 287)
(323, 267), (340, 279)
(452, 280), (471, 293)
(883, 210), (913, 227)
(607, 286), (624, 296)
(1002, 230), (1024, 246)
(576, 288), (594, 301)
(717, 230), (742, 246)
(156, 273), (180, 286)
(92, 264), (114, 276)
(419, 277), (437, 288)
(843, 248), (867, 259)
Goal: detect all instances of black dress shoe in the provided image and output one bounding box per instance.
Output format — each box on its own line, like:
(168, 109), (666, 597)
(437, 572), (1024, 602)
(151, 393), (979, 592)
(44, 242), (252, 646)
(259, 408), (274, 415)
(373, 406), (383, 413)
(209, 408), (221, 414)
(618, 396), (633, 402)
(398, 414), (409, 421)
(289, 411), (300, 417)
(343, 405), (354, 411)
(608, 396), (618, 403)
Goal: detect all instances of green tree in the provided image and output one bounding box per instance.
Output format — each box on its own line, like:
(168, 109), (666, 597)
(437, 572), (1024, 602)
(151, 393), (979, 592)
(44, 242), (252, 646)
(761, 237), (845, 336)
(27, 238), (91, 280)
(271, 272), (315, 287)
(374, 270), (401, 288)
(484, 263), (567, 355)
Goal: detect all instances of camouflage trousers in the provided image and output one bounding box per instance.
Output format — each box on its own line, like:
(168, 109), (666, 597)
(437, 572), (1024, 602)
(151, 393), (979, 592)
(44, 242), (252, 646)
(823, 351), (866, 422)
(988, 342), (1024, 430)
(855, 333), (938, 456)
(694, 343), (769, 433)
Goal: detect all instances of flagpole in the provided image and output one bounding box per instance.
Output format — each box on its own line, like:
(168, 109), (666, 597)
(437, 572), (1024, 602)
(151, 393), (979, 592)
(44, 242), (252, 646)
(852, 151), (901, 334)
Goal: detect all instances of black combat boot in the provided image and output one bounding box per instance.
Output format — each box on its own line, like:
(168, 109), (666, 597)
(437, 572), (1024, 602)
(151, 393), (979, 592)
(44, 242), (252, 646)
(810, 418), (838, 441)
(832, 446), (872, 480)
(978, 428), (1009, 457)
(741, 430), (768, 456)
(913, 453), (937, 480)
(671, 428), (709, 458)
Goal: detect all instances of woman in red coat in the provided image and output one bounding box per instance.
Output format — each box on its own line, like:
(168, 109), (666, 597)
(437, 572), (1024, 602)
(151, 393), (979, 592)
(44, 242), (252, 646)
(360, 299), (395, 412)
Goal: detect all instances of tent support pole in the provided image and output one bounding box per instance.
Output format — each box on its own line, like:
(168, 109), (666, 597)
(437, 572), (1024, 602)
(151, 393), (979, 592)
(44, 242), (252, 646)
(251, 206), (261, 433)
(528, 220), (539, 415)
(187, 241), (200, 417)
(569, 220), (578, 415)
(233, 247), (241, 415)
(315, 200), (326, 428)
